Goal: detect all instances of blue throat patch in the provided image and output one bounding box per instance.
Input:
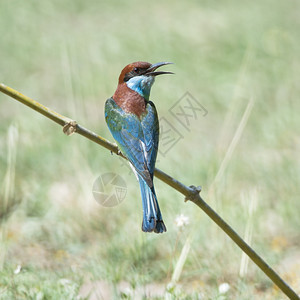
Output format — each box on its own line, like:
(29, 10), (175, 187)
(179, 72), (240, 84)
(126, 75), (155, 100)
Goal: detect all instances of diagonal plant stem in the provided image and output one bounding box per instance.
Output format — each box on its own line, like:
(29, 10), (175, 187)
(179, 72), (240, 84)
(0, 83), (298, 299)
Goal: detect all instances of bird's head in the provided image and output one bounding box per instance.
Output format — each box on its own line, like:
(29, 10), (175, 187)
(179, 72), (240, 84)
(117, 61), (173, 100)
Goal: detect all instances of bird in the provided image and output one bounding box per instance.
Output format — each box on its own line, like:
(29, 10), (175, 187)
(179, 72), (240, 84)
(105, 61), (173, 233)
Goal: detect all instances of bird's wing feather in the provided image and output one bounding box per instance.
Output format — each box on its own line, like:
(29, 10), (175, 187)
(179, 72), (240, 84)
(105, 98), (153, 186)
(140, 101), (159, 176)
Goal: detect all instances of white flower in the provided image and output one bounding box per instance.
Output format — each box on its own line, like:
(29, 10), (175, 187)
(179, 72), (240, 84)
(175, 214), (189, 228)
(218, 282), (230, 294)
(14, 265), (22, 274)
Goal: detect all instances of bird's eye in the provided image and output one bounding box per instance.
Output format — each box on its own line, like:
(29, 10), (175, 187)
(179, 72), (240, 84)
(134, 67), (139, 73)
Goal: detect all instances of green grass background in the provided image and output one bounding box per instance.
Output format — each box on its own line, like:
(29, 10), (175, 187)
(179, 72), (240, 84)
(0, 0), (299, 299)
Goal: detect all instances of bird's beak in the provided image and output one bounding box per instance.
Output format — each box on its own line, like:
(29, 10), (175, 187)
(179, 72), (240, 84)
(144, 62), (174, 76)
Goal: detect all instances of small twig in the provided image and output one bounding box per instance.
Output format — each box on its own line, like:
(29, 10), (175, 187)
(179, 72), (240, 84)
(0, 83), (298, 299)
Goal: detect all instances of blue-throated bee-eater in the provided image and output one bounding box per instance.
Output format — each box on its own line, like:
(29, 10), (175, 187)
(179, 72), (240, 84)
(105, 61), (173, 233)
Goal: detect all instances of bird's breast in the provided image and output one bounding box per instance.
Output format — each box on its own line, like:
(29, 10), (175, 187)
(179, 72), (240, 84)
(113, 83), (146, 117)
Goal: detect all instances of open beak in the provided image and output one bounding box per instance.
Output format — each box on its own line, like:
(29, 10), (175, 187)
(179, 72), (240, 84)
(144, 62), (174, 76)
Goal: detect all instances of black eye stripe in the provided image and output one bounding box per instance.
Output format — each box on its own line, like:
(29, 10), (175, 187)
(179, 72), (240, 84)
(124, 71), (136, 82)
(124, 68), (146, 82)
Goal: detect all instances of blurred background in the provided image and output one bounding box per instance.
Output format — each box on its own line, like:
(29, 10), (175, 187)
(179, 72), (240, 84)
(0, 0), (299, 299)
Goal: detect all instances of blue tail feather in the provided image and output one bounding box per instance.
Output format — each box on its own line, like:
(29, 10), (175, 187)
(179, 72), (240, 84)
(138, 176), (166, 233)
